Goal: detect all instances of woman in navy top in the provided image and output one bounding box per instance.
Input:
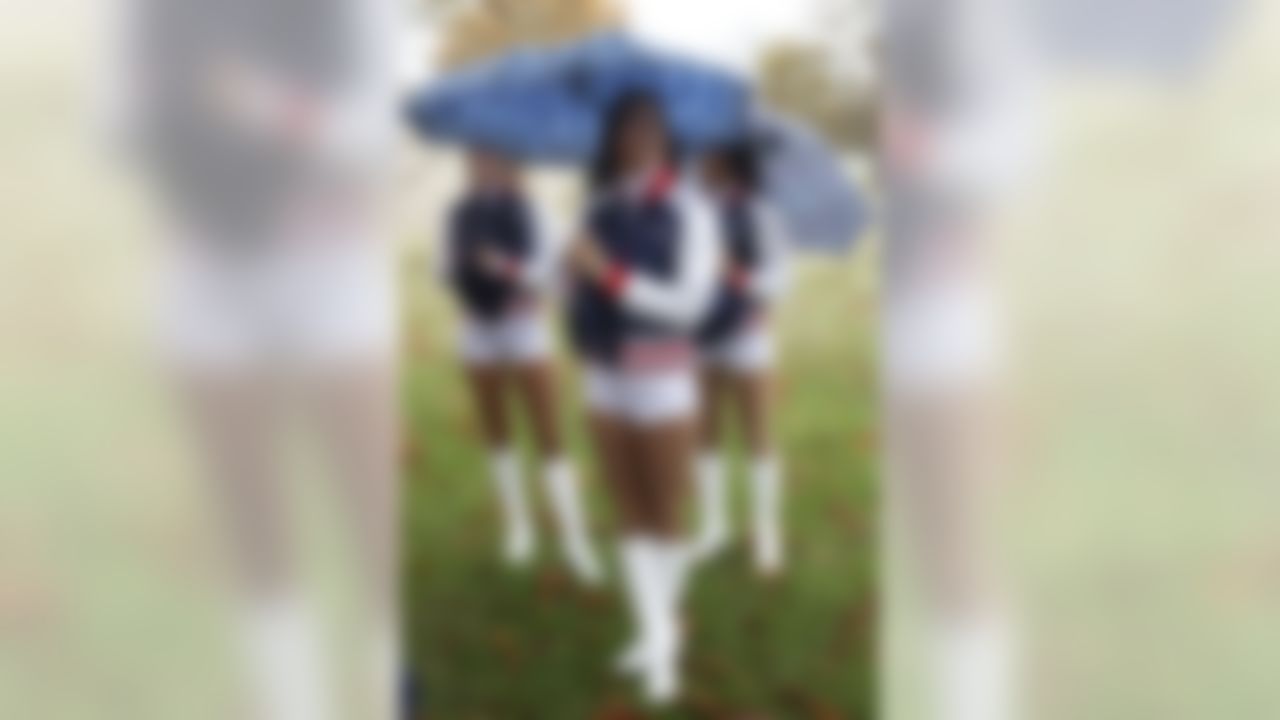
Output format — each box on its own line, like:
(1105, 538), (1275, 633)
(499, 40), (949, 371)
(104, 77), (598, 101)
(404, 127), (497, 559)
(691, 142), (791, 576)
(566, 93), (721, 705)
(438, 149), (602, 585)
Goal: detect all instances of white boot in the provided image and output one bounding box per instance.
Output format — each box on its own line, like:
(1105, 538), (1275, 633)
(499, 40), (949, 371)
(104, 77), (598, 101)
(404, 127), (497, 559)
(751, 455), (785, 577)
(489, 448), (535, 566)
(543, 458), (604, 585)
(642, 539), (691, 705)
(692, 452), (730, 561)
(614, 538), (658, 676)
(240, 595), (333, 720)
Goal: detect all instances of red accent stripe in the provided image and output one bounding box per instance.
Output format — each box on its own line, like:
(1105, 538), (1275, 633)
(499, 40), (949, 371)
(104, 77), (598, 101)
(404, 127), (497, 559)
(603, 264), (630, 298)
(497, 256), (521, 282)
(618, 339), (694, 373)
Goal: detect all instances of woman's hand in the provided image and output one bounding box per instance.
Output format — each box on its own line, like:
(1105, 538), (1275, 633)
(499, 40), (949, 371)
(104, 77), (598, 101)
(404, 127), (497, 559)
(568, 235), (609, 282)
(475, 246), (517, 279)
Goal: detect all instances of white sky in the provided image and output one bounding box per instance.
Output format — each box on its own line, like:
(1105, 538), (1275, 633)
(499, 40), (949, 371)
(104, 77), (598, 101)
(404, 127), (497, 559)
(618, 0), (826, 74)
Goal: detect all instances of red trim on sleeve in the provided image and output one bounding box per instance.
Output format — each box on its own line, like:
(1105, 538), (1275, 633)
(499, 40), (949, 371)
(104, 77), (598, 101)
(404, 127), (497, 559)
(644, 166), (678, 204)
(496, 256), (521, 282)
(602, 263), (630, 298)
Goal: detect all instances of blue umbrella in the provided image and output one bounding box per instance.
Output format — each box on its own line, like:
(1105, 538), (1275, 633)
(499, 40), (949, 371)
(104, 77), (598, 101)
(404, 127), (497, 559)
(405, 32), (751, 162)
(752, 111), (869, 254)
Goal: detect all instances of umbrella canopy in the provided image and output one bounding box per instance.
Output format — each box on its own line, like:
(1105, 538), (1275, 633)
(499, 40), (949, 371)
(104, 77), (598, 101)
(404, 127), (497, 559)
(405, 32), (751, 162)
(753, 111), (869, 254)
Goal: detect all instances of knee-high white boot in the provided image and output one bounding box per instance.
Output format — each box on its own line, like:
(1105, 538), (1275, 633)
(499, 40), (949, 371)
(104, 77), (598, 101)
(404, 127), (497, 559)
(489, 448), (534, 566)
(692, 452), (730, 560)
(751, 455), (785, 576)
(616, 537), (691, 705)
(543, 458), (604, 585)
(643, 539), (691, 705)
(240, 595), (333, 720)
(615, 538), (658, 675)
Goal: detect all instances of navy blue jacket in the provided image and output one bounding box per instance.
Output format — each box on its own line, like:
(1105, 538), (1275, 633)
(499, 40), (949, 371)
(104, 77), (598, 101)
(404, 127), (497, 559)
(568, 194), (685, 364)
(698, 198), (764, 344)
(446, 193), (536, 320)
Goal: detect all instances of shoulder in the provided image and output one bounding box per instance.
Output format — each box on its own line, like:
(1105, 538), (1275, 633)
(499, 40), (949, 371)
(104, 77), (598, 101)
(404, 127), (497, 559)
(669, 182), (717, 228)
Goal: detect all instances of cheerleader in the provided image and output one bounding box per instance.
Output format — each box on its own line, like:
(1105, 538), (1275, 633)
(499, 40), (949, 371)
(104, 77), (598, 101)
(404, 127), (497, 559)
(439, 149), (603, 585)
(692, 141), (791, 576)
(565, 93), (721, 704)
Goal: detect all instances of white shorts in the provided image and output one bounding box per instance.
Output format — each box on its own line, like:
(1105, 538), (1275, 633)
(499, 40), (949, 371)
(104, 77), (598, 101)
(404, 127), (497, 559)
(161, 238), (396, 371)
(585, 365), (698, 426)
(702, 324), (776, 374)
(459, 309), (552, 367)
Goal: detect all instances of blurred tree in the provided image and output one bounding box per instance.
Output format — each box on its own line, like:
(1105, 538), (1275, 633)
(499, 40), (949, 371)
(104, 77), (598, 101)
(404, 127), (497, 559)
(759, 43), (877, 151)
(759, 0), (878, 152)
(429, 0), (622, 69)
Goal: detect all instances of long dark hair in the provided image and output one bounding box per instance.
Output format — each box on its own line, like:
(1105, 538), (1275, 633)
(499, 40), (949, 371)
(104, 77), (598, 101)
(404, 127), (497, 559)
(711, 139), (764, 195)
(589, 91), (680, 191)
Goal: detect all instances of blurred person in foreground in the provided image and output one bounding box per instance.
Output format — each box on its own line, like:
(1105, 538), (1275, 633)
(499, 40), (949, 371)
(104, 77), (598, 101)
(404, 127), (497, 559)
(436, 148), (603, 585)
(566, 93), (721, 705)
(690, 140), (791, 575)
(111, 0), (403, 717)
(883, 0), (1038, 716)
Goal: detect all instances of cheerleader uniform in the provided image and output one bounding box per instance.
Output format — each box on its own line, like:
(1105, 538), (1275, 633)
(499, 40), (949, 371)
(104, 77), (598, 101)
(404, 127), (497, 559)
(569, 170), (722, 425)
(439, 189), (557, 366)
(693, 193), (791, 573)
(697, 194), (790, 373)
(439, 189), (603, 584)
(568, 167), (720, 704)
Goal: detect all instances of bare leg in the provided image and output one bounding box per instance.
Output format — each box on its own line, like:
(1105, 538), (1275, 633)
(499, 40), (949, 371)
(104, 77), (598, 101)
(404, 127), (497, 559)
(698, 367), (728, 452)
(733, 370), (785, 576)
(180, 369), (329, 720)
(693, 368), (731, 557)
(181, 369), (289, 598)
(467, 364), (533, 565)
(311, 364), (399, 611)
(589, 413), (643, 533)
(632, 421), (696, 539)
(625, 419), (698, 703)
(734, 370), (777, 460)
(309, 362), (399, 719)
(516, 362), (602, 583)
(513, 362), (563, 459)
(598, 414), (660, 680)
(466, 365), (513, 451)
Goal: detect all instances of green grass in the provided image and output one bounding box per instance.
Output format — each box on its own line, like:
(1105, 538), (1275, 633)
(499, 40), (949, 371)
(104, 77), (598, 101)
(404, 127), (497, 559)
(401, 246), (878, 719)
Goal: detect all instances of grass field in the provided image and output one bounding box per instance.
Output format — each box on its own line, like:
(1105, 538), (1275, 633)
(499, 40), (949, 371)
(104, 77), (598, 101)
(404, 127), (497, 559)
(400, 243), (879, 719)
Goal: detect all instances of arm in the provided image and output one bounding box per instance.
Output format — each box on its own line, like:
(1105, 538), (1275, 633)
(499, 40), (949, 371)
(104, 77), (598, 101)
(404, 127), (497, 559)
(470, 205), (563, 291)
(609, 192), (723, 329)
(508, 206), (562, 291)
